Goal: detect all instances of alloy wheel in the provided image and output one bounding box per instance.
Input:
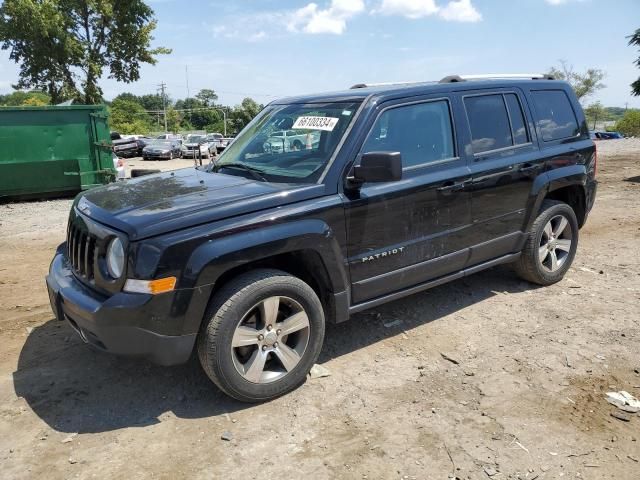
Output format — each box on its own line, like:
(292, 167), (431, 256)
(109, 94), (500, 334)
(538, 214), (573, 272)
(231, 296), (310, 384)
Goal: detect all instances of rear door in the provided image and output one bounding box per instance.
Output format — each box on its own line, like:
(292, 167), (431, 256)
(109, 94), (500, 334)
(458, 89), (543, 265)
(343, 95), (472, 304)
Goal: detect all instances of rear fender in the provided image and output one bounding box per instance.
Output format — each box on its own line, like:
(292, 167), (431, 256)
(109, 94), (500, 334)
(525, 164), (587, 231)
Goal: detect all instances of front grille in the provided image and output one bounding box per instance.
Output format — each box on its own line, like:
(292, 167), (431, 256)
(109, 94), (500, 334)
(66, 219), (97, 281)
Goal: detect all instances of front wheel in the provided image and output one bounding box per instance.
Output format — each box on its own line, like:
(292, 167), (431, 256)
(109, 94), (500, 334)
(197, 269), (325, 402)
(514, 200), (579, 285)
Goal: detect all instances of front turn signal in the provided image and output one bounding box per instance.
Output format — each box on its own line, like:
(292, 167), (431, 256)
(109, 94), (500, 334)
(124, 276), (177, 295)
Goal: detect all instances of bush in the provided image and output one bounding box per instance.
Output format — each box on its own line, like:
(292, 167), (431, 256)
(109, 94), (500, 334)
(615, 110), (640, 137)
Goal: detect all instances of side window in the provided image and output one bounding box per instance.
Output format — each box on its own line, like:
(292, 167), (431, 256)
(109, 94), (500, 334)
(464, 94), (512, 154)
(504, 94), (529, 145)
(531, 90), (579, 141)
(361, 100), (455, 168)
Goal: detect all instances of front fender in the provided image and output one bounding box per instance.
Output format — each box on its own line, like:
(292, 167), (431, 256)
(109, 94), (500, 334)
(185, 219), (348, 292)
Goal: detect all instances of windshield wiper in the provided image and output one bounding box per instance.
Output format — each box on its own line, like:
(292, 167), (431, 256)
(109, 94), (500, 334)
(214, 162), (268, 182)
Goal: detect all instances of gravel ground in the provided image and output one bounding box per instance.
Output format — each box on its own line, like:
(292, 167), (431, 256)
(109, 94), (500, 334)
(0, 139), (639, 479)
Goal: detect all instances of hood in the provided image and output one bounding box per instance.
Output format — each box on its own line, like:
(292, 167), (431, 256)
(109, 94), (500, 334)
(183, 142), (206, 147)
(75, 168), (323, 240)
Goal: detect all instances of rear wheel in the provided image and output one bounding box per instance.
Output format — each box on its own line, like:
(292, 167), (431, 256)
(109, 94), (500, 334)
(197, 269), (325, 402)
(514, 200), (578, 285)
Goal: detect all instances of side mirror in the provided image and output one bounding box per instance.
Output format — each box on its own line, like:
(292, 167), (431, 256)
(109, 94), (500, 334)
(352, 151), (402, 184)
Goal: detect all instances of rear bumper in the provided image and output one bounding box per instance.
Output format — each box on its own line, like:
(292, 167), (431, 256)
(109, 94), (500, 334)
(45, 248), (196, 366)
(583, 178), (597, 225)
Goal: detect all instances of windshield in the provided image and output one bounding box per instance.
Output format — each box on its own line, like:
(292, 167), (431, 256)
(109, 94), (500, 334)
(212, 101), (360, 183)
(186, 135), (205, 143)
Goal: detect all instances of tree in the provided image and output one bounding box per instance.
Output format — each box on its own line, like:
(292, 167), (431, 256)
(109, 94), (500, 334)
(615, 109), (640, 137)
(0, 0), (170, 104)
(584, 102), (608, 130)
(629, 28), (640, 96)
(229, 98), (262, 134)
(547, 60), (605, 102)
(109, 98), (153, 134)
(195, 89), (218, 107)
(165, 107), (182, 133)
(0, 90), (50, 106)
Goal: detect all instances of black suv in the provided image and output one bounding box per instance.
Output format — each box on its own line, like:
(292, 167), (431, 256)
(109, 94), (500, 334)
(47, 74), (597, 402)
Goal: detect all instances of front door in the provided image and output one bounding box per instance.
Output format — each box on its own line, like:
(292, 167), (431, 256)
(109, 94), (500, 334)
(343, 97), (472, 305)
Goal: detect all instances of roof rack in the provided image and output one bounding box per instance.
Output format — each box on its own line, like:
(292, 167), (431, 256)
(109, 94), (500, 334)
(350, 81), (424, 89)
(350, 74), (554, 89)
(439, 73), (554, 83)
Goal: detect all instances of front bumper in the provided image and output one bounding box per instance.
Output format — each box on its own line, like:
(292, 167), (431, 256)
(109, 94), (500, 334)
(45, 248), (196, 366)
(143, 151), (172, 160)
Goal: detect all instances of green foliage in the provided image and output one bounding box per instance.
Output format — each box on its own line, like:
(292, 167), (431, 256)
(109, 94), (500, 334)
(584, 102), (608, 129)
(228, 98), (262, 134)
(165, 107), (182, 133)
(615, 109), (640, 137)
(0, 0), (170, 104)
(547, 60), (605, 102)
(0, 90), (51, 106)
(629, 28), (640, 96)
(195, 89), (218, 107)
(109, 98), (153, 134)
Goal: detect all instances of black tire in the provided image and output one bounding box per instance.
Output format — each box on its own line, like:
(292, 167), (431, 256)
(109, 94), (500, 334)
(197, 269), (325, 402)
(514, 199), (579, 285)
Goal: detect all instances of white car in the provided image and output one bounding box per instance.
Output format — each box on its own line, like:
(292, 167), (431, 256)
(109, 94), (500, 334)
(181, 134), (212, 159)
(112, 152), (126, 180)
(263, 130), (319, 153)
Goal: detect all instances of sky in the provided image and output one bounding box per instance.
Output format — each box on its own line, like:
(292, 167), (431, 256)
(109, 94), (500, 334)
(0, 0), (639, 108)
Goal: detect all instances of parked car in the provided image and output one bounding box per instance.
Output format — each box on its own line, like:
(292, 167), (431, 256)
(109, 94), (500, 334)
(181, 134), (212, 159)
(134, 137), (152, 156)
(112, 152), (126, 180)
(156, 133), (182, 142)
(218, 137), (235, 153)
(206, 133), (224, 154)
(263, 129), (319, 153)
(47, 74), (597, 402)
(110, 132), (139, 158)
(592, 131), (623, 140)
(142, 139), (182, 160)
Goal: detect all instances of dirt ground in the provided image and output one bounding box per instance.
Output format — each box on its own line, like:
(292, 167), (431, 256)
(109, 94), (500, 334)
(0, 141), (639, 480)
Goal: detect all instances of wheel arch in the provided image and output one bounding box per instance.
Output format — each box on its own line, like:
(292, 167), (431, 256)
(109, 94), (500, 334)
(180, 220), (350, 334)
(527, 165), (588, 230)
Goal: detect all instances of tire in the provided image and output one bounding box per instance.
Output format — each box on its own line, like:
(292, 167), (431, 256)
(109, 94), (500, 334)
(197, 269), (325, 402)
(514, 199), (579, 285)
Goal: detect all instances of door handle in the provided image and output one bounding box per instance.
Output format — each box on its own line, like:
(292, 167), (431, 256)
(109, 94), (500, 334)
(519, 163), (538, 173)
(437, 180), (466, 192)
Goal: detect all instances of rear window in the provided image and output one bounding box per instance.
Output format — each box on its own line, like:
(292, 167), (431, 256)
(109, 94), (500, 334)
(531, 90), (580, 141)
(464, 94), (512, 154)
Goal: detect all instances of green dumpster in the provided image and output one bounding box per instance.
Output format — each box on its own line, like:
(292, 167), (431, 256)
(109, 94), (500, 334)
(0, 104), (116, 199)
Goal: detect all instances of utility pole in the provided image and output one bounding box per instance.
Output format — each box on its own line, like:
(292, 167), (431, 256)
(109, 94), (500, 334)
(158, 82), (168, 132)
(185, 66), (190, 99)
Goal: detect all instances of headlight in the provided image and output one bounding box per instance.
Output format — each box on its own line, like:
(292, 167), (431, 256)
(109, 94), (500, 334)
(106, 237), (125, 278)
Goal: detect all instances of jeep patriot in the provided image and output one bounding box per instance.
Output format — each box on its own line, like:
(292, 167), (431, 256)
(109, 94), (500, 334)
(47, 74), (597, 401)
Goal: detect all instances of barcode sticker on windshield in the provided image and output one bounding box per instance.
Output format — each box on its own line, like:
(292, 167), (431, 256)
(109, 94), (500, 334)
(292, 116), (339, 131)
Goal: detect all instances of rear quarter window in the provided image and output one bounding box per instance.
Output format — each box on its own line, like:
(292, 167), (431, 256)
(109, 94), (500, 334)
(531, 90), (580, 142)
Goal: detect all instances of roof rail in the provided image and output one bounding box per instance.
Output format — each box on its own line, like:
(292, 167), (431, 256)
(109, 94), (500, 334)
(350, 81), (423, 89)
(440, 73), (554, 83)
